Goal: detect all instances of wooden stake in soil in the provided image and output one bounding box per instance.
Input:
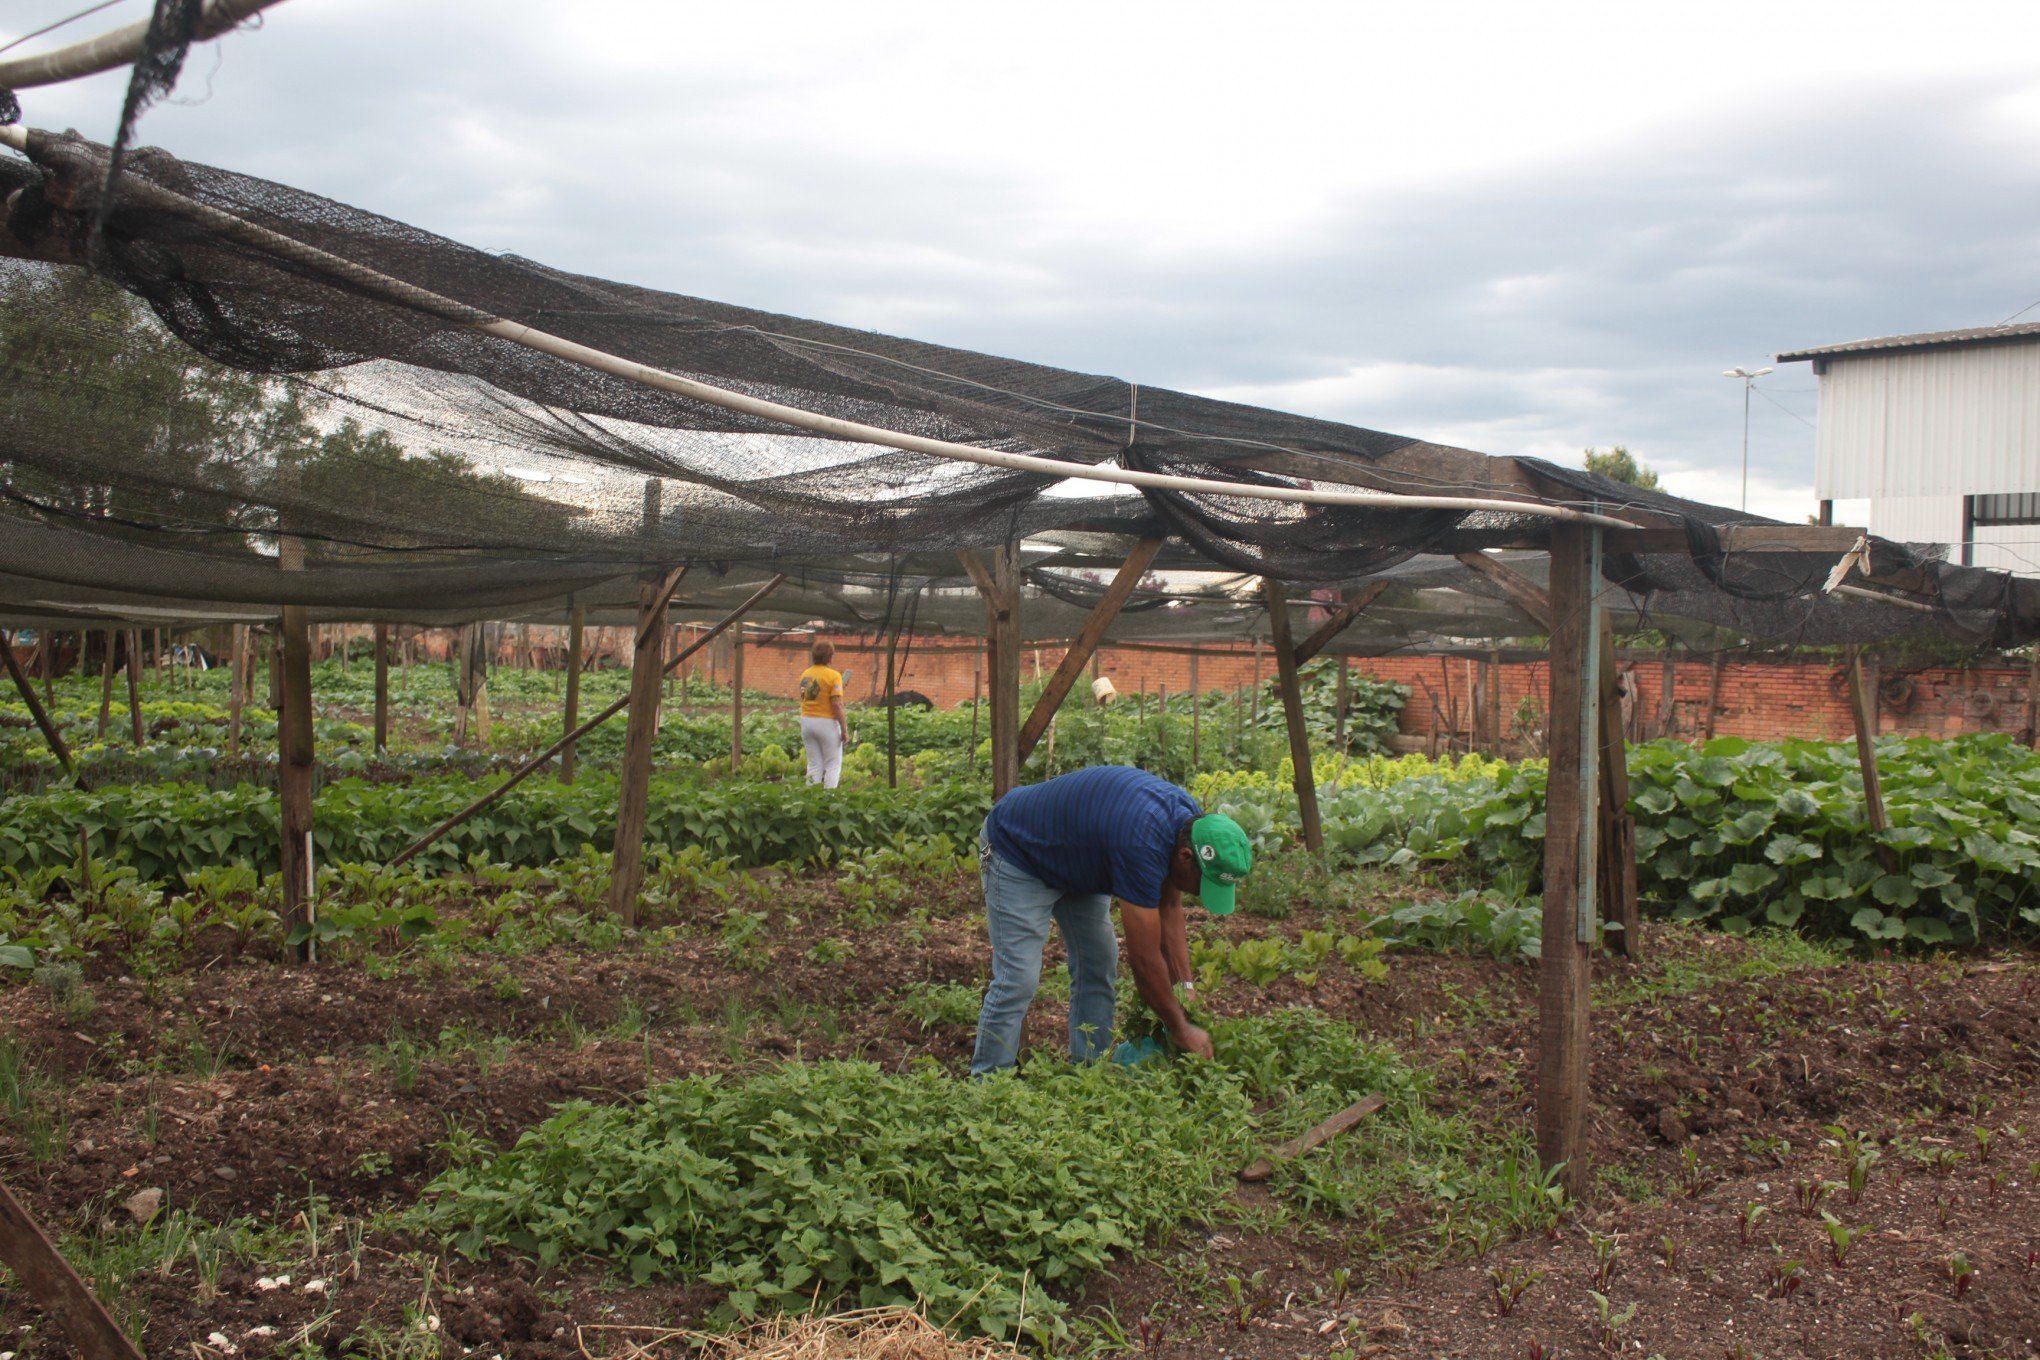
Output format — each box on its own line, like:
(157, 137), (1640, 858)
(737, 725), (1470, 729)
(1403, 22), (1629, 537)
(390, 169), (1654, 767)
(561, 604), (584, 785)
(1658, 648), (1677, 739)
(0, 1177), (146, 1360)
(1189, 649), (1201, 767)
(1, 632), (80, 783)
(2026, 641), (2039, 749)
(278, 603), (316, 958)
(729, 621), (745, 774)
(1537, 521), (1601, 1199)
(227, 624), (245, 757)
(386, 575), (784, 872)
(1334, 655), (1349, 752)
(1845, 646), (1898, 873)
(884, 616), (901, 788)
(125, 627), (143, 745)
(612, 567), (685, 925)
(1704, 651), (1725, 740)
(960, 545), (1022, 798)
(1261, 579), (1322, 853)
(969, 658), (981, 769)
(1597, 611), (1640, 958)
(1014, 537), (1163, 765)
(96, 628), (114, 739)
(372, 622), (390, 755)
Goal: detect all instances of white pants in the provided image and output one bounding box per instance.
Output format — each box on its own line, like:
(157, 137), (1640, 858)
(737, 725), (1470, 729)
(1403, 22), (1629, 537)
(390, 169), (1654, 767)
(801, 716), (844, 788)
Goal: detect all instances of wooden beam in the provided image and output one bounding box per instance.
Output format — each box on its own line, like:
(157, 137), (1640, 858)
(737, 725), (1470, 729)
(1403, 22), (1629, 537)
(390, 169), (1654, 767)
(1261, 579), (1322, 853)
(2, 631), (81, 784)
(560, 604), (583, 784)
(1291, 579), (1392, 667)
(1538, 522), (1600, 1199)
(1455, 551), (1553, 629)
(0, 1178), (145, 1360)
(385, 574), (782, 871)
(372, 622), (390, 754)
(1016, 537), (1163, 764)
(278, 604), (315, 958)
(1603, 522), (1870, 556)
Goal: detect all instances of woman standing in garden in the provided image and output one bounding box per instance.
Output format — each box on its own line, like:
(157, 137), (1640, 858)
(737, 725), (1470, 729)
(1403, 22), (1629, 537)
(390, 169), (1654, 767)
(798, 639), (850, 788)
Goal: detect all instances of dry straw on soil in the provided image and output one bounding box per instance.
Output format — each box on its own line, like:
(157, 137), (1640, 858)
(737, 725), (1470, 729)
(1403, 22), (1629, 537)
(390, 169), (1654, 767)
(578, 1307), (1026, 1360)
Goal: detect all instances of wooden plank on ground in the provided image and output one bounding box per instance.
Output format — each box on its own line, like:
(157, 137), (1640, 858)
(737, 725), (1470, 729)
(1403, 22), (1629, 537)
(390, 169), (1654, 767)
(1239, 1094), (1387, 1182)
(0, 1178), (145, 1360)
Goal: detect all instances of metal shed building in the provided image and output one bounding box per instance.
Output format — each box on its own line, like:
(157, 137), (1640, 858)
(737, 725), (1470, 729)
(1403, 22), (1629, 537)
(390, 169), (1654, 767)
(1780, 322), (2040, 577)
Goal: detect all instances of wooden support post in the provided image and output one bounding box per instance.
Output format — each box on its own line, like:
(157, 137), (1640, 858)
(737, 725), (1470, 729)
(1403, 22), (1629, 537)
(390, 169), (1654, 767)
(227, 624), (245, 758)
(1704, 652), (1725, 740)
(884, 618), (900, 788)
(1189, 649), (1202, 768)
(969, 657), (982, 769)
(97, 629), (114, 739)
(1538, 522), (1600, 1199)
(1261, 579), (1322, 853)
(0, 1177), (146, 1360)
(1597, 612), (1640, 958)
(278, 604), (316, 958)
(372, 622), (390, 755)
(729, 623), (745, 774)
(1456, 551), (1554, 629)
(2, 632), (80, 783)
(1845, 647), (1898, 873)
(961, 545), (1022, 797)
(1658, 649), (1677, 739)
(1488, 646), (1503, 753)
(1015, 537), (1163, 764)
(561, 604), (584, 784)
(611, 568), (684, 925)
(386, 575), (781, 871)
(125, 628), (144, 745)
(2025, 642), (2039, 749)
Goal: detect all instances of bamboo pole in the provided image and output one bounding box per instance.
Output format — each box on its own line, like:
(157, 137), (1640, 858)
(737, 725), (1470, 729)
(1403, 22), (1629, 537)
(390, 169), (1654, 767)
(385, 574), (784, 872)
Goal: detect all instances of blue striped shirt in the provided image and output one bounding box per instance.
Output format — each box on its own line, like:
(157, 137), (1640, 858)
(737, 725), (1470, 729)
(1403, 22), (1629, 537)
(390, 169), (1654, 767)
(985, 766), (1199, 908)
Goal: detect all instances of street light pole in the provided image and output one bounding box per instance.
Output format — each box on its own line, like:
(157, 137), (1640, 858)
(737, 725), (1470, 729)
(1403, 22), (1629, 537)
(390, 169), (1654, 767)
(1723, 366), (1774, 512)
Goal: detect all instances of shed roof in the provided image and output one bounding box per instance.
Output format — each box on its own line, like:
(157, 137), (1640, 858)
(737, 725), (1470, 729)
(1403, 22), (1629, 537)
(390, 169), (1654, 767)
(1777, 321), (2040, 363)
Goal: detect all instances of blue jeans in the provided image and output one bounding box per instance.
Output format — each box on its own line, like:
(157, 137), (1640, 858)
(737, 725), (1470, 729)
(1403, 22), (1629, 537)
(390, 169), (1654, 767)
(970, 832), (1120, 1075)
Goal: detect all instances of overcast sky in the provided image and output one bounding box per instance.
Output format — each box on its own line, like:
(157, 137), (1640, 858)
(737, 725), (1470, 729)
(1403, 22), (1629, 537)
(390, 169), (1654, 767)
(9, 0), (2039, 525)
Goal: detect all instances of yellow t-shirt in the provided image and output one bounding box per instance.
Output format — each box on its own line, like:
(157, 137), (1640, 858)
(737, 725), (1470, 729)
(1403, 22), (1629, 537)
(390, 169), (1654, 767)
(799, 665), (845, 719)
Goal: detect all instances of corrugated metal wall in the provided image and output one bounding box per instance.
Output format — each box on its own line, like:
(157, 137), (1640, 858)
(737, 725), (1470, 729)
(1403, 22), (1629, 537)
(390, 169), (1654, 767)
(1813, 342), (2040, 499)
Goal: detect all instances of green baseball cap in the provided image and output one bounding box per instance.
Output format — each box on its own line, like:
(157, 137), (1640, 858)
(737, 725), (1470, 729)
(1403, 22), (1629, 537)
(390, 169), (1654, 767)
(1190, 814), (1253, 915)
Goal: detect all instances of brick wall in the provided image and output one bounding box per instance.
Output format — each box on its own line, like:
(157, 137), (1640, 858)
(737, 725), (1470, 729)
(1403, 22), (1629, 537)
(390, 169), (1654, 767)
(323, 622), (2040, 748)
(727, 632), (2039, 748)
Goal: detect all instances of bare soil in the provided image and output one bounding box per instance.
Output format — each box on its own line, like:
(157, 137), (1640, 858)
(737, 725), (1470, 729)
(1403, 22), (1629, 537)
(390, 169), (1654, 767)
(5, 887), (2039, 1359)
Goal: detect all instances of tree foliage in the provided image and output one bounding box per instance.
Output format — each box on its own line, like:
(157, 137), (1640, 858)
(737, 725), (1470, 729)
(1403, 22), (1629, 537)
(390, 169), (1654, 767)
(1582, 445), (1660, 491)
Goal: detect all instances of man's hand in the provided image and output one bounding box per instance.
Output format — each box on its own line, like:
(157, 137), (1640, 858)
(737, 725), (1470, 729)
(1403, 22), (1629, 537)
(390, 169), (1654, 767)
(1171, 1021), (1214, 1061)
